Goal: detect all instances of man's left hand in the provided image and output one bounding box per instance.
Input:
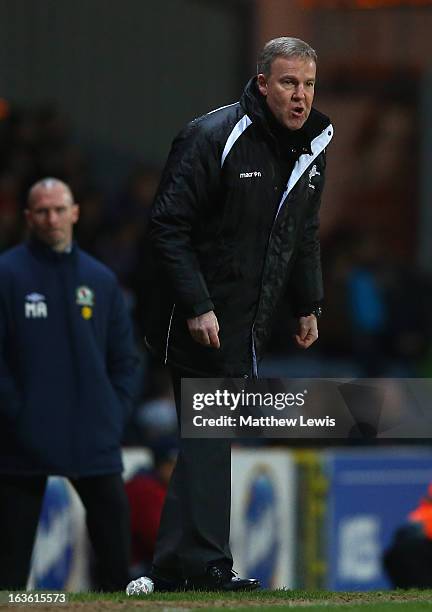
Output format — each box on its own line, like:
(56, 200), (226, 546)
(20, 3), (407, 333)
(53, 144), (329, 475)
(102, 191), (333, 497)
(294, 315), (318, 349)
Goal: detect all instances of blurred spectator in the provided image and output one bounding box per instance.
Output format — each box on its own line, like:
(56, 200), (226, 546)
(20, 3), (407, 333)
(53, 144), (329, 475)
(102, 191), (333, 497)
(341, 99), (417, 261)
(113, 165), (160, 340)
(125, 367), (177, 446)
(126, 441), (178, 579)
(108, 164), (160, 227)
(95, 221), (142, 287)
(384, 483), (432, 588)
(0, 172), (22, 249)
(74, 189), (107, 252)
(342, 233), (388, 375)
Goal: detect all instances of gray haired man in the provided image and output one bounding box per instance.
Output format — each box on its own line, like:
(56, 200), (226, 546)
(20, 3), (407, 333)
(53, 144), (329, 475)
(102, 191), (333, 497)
(143, 36), (333, 592)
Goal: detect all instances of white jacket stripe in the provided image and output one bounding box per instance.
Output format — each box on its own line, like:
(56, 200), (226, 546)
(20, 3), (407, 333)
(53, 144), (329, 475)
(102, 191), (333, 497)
(207, 102), (238, 116)
(221, 114), (252, 168)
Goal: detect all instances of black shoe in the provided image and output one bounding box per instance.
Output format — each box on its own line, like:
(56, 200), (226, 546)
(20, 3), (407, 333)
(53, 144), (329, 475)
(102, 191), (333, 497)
(187, 564), (261, 592)
(151, 573), (187, 592)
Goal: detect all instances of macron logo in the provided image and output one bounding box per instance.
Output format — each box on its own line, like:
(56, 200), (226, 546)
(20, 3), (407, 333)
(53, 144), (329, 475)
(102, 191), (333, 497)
(239, 171), (262, 179)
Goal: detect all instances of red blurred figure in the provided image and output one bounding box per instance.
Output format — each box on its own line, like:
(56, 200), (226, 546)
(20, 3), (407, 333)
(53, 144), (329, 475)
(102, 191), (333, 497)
(384, 483), (432, 588)
(126, 444), (177, 578)
(408, 484), (432, 540)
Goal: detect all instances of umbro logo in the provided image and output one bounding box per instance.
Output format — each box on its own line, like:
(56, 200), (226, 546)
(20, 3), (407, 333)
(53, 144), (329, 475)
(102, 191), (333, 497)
(239, 171), (262, 179)
(26, 292), (45, 302)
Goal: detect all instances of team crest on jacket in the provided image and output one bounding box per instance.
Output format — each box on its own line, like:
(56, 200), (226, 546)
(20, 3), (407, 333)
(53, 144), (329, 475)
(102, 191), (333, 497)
(76, 286), (94, 307)
(25, 293), (47, 319)
(308, 165), (321, 190)
(76, 286), (94, 320)
(309, 165), (320, 180)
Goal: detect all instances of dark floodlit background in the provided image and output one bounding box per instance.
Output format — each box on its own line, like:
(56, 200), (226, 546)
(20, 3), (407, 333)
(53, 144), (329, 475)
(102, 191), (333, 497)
(2, 0), (432, 592)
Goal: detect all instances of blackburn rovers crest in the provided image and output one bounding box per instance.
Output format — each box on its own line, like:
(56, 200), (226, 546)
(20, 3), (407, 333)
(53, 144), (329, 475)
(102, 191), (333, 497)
(76, 286), (94, 319)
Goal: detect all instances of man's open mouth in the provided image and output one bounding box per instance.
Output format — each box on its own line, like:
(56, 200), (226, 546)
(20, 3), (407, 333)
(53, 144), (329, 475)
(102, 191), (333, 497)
(291, 107), (305, 117)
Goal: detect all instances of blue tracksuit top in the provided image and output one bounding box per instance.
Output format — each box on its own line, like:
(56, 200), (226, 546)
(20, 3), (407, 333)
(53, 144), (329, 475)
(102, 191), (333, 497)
(0, 239), (138, 476)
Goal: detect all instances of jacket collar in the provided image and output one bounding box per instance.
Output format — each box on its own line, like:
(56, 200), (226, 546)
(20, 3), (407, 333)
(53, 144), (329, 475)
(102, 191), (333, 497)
(27, 236), (77, 262)
(240, 76), (331, 149)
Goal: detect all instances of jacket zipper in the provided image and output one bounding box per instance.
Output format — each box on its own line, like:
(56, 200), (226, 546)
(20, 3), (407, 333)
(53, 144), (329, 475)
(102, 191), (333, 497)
(251, 138), (285, 378)
(251, 192), (284, 378)
(250, 126), (333, 378)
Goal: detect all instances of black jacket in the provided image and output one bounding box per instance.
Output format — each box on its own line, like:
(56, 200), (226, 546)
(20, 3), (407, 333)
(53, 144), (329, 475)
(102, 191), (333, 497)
(146, 77), (334, 377)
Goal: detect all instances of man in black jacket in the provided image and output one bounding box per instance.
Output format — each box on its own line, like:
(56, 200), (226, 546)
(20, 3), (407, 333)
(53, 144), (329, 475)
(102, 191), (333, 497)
(144, 37), (333, 592)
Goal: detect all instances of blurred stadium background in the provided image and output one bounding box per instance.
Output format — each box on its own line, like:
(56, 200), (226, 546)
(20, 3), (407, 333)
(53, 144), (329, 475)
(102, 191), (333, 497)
(2, 0), (432, 593)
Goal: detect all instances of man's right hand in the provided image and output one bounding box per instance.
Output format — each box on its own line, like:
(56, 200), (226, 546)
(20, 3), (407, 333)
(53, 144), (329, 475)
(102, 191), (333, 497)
(187, 310), (220, 349)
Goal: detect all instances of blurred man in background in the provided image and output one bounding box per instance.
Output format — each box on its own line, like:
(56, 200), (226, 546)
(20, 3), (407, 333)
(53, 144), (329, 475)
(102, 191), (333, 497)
(384, 483), (432, 588)
(0, 178), (138, 591)
(143, 37), (333, 592)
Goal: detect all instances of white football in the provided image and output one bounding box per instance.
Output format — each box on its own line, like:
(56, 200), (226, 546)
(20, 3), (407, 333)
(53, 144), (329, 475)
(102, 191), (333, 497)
(126, 576), (155, 596)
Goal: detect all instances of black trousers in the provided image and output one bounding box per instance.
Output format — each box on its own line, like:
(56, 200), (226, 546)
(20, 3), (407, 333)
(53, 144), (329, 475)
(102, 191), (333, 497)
(152, 369), (233, 579)
(0, 473), (131, 591)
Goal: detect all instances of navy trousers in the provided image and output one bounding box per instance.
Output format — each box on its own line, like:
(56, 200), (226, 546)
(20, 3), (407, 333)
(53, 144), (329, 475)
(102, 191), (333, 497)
(0, 473), (131, 591)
